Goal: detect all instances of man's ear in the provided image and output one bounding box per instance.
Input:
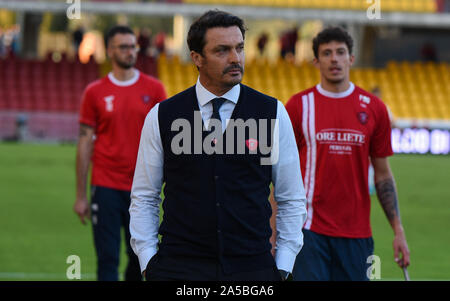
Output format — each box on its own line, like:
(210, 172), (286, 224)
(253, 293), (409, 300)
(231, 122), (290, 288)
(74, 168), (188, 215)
(313, 57), (319, 69)
(349, 54), (355, 67)
(105, 35), (114, 59)
(190, 50), (203, 69)
(106, 43), (113, 60)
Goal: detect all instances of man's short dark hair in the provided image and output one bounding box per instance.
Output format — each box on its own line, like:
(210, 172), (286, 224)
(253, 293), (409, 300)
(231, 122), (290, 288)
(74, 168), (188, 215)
(106, 25), (135, 48)
(187, 10), (246, 55)
(312, 27), (354, 59)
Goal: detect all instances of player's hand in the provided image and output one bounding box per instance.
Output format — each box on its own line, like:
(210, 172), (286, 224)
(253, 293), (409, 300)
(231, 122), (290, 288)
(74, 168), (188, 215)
(393, 230), (410, 268)
(269, 235), (276, 257)
(73, 198), (90, 225)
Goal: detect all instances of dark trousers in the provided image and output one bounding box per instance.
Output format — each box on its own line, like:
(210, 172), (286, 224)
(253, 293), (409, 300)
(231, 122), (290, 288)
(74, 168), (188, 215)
(292, 229), (374, 281)
(145, 253), (282, 281)
(91, 185), (142, 281)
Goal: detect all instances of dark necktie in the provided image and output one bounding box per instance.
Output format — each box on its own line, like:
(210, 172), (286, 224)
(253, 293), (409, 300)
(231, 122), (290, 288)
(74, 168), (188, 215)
(209, 97), (226, 131)
(208, 98), (226, 146)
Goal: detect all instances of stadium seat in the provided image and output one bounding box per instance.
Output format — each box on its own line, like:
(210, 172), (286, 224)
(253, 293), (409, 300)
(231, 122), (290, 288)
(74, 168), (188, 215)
(184, 0), (437, 12)
(0, 55), (102, 113)
(0, 55), (448, 120)
(156, 55), (449, 120)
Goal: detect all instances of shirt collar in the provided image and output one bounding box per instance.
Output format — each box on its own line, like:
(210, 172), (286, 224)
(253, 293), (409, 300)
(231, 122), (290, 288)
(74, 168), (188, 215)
(316, 82), (355, 99)
(108, 69), (139, 87)
(195, 77), (240, 107)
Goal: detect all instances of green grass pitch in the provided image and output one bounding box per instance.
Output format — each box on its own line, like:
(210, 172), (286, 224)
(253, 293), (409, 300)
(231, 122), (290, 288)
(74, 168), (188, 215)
(0, 142), (449, 280)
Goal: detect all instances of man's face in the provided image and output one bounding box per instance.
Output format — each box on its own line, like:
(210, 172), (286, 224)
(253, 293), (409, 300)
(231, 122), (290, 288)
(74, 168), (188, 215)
(107, 33), (138, 69)
(191, 26), (245, 92)
(314, 41), (354, 85)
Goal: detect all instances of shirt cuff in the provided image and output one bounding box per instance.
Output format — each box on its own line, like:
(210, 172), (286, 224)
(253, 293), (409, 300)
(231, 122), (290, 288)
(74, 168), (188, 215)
(137, 248), (157, 273)
(275, 248), (298, 273)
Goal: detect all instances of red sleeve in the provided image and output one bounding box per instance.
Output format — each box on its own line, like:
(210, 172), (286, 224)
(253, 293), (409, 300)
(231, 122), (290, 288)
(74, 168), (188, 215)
(285, 94), (304, 151)
(79, 86), (97, 127)
(370, 101), (394, 158)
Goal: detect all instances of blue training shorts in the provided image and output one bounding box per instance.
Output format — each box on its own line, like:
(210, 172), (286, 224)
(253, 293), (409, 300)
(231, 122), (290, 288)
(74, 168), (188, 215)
(292, 229), (374, 281)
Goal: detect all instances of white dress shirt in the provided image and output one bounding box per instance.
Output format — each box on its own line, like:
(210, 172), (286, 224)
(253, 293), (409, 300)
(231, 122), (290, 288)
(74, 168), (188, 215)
(130, 78), (307, 274)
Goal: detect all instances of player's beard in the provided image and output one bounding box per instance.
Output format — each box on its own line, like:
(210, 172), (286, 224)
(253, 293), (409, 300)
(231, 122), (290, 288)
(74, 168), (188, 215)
(114, 54), (136, 70)
(324, 73), (347, 85)
(326, 77), (345, 84)
(222, 63), (244, 87)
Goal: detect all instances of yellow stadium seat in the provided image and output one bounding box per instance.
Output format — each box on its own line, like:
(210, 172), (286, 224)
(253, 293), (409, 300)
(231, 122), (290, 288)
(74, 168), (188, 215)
(157, 56), (448, 121)
(348, 0), (362, 10)
(424, 0), (437, 12)
(417, 0), (431, 13)
(295, 0), (309, 8)
(334, 0), (347, 10)
(320, 0), (333, 9)
(184, 0), (436, 13)
(381, 0), (395, 12)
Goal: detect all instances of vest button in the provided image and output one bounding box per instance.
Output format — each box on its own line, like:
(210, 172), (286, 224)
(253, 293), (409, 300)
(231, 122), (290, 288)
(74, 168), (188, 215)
(216, 202), (220, 207)
(214, 176), (219, 180)
(217, 229), (221, 233)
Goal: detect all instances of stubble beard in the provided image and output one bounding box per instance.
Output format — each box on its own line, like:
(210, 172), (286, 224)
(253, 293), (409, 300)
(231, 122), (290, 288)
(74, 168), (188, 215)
(324, 73), (347, 85)
(223, 66), (244, 87)
(115, 55), (136, 70)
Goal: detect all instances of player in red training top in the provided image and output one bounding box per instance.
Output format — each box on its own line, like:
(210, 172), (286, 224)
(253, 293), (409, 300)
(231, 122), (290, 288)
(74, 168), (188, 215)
(285, 27), (410, 281)
(73, 26), (167, 281)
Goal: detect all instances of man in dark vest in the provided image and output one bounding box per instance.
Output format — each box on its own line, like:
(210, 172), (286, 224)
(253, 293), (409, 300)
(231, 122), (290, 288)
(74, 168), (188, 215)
(129, 10), (307, 281)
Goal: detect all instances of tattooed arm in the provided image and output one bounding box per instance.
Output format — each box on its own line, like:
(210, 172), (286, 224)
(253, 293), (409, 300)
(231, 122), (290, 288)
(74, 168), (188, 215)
(74, 124), (95, 225)
(371, 157), (410, 268)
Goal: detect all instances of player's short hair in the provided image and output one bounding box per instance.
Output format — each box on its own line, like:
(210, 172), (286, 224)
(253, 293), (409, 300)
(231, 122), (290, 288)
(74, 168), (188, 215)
(187, 10), (246, 55)
(106, 25), (135, 48)
(312, 27), (354, 59)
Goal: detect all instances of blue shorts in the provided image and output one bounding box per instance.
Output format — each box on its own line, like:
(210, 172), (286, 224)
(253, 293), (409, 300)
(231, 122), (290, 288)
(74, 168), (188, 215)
(292, 229), (374, 281)
(91, 185), (141, 281)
